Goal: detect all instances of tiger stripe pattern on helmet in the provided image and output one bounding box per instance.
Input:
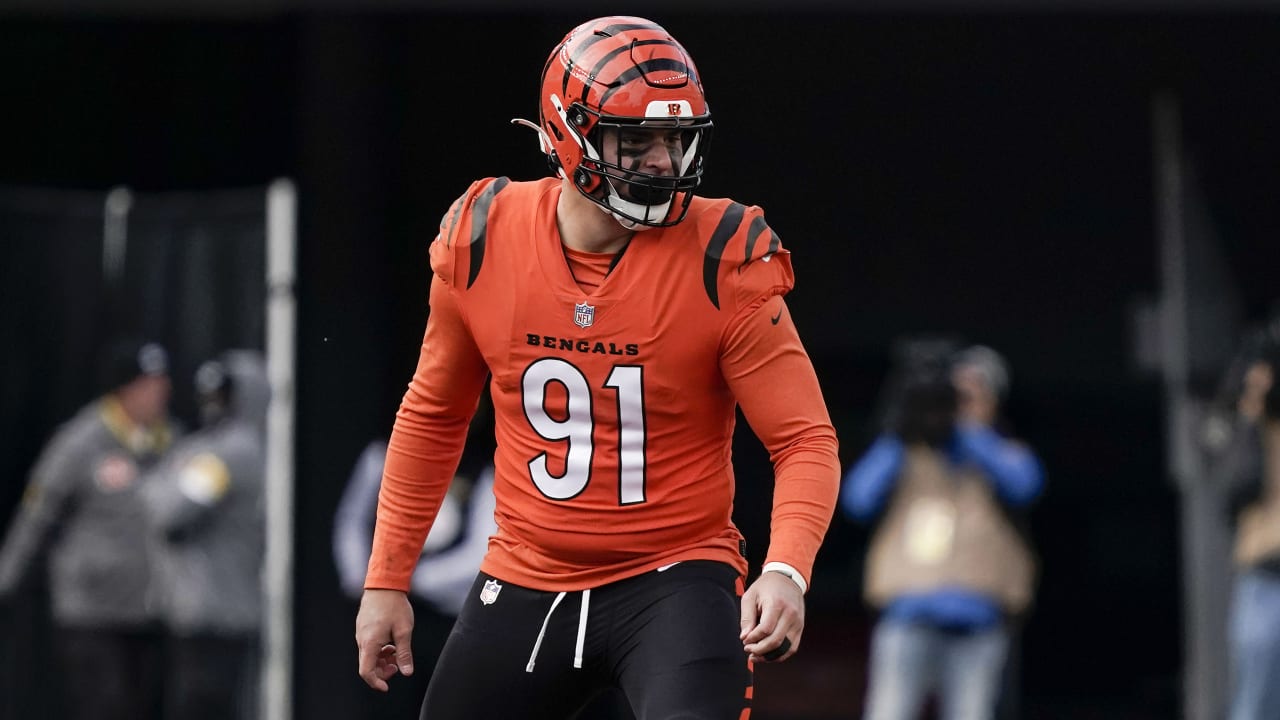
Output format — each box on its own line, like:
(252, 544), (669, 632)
(554, 18), (698, 108)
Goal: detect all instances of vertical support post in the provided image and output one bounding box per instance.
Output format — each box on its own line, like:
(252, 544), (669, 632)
(263, 178), (297, 720)
(103, 187), (132, 288)
(1155, 91), (1227, 720)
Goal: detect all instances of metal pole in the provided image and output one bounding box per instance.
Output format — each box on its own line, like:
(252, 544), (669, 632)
(103, 186), (132, 287)
(1154, 90), (1227, 720)
(262, 178), (297, 720)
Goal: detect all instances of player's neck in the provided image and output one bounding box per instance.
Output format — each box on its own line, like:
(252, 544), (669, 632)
(557, 180), (633, 255)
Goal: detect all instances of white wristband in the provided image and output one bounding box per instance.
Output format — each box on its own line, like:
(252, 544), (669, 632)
(762, 562), (807, 594)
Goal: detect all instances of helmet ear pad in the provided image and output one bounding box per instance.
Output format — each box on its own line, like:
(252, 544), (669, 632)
(543, 100), (607, 195)
(569, 109), (607, 194)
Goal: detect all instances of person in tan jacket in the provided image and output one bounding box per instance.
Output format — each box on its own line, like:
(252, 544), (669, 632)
(842, 344), (1043, 720)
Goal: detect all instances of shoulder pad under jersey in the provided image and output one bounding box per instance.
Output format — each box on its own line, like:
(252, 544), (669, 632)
(428, 176), (512, 289)
(688, 199), (795, 315)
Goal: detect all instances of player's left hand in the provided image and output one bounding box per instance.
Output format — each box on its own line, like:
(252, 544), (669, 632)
(739, 570), (804, 663)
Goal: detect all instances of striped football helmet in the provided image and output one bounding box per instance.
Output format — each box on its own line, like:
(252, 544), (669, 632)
(532, 16), (713, 229)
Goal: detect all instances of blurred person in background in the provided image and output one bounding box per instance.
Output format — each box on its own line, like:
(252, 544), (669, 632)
(0, 337), (178, 720)
(1200, 321), (1280, 720)
(334, 396), (498, 719)
(842, 342), (1043, 720)
(337, 396), (634, 719)
(142, 349), (269, 720)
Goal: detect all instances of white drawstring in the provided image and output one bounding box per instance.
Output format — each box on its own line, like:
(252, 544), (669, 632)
(526, 591), (566, 672)
(524, 589), (592, 672)
(574, 589), (590, 669)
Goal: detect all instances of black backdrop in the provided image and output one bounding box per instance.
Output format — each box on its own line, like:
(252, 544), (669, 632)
(2, 8), (1279, 719)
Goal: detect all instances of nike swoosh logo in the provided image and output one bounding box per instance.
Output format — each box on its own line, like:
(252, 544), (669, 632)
(657, 562), (681, 572)
(770, 309), (783, 325)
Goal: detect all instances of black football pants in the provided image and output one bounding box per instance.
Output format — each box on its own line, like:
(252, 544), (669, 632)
(419, 560), (753, 720)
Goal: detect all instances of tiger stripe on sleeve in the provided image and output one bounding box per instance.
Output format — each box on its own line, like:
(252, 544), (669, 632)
(694, 200), (795, 318)
(429, 176), (510, 290)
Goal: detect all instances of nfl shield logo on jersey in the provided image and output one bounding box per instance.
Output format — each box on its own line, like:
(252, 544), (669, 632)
(479, 578), (503, 605)
(573, 302), (595, 329)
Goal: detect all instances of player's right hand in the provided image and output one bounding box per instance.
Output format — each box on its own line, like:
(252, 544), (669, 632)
(739, 570), (804, 663)
(356, 588), (416, 691)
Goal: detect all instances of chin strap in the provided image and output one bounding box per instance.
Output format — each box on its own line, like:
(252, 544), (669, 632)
(602, 189), (667, 230)
(591, 199), (639, 230)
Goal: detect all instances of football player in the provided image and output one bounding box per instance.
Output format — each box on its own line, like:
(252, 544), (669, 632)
(356, 16), (841, 720)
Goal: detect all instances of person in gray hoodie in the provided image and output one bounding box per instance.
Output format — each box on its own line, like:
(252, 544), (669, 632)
(0, 338), (178, 720)
(143, 349), (270, 720)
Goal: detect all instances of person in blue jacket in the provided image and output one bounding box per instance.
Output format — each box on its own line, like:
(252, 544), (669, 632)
(843, 343), (1043, 720)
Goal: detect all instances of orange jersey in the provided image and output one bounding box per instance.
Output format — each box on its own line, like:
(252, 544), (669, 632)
(366, 177), (839, 593)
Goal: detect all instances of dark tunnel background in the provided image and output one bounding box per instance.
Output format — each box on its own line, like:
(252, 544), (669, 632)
(1, 5), (1278, 718)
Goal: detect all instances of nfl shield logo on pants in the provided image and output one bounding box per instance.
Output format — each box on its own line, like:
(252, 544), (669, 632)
(573, 302), (595, 329)
(479, 578), (503, 605)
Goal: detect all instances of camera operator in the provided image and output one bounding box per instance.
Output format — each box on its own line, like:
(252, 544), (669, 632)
(1203, 320), (1280, 720)
(841, 342), (1043, 720)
